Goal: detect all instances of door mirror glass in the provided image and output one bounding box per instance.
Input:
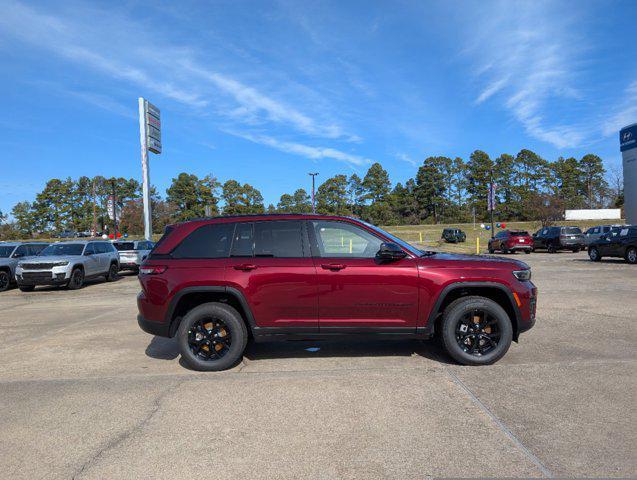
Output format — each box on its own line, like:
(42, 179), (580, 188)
(376, 242), (407, 261)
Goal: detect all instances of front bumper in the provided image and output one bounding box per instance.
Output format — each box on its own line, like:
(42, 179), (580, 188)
(16, 268), (71, 286)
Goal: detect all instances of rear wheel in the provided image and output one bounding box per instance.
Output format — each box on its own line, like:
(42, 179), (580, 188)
(488, 247), (495, 254)
(177, 302), (248, 371)
(67, 268), (84, 290)
(547, 244), (556, 253)
(589, 247), (601, 262)
(440, 296), (513, 366)
(0, 270), (10, 292)
(571, 247), (580, 253)
(524, 250), (531, 254)
(626, 247), (637, 264)
(105, 263), (118, 282)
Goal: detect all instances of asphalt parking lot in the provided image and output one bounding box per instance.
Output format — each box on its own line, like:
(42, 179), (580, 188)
(0, 252), (635, 479)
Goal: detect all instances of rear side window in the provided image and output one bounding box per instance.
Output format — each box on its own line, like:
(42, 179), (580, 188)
(95, 242), (113, 253)
(254, 221), (304, 258)
(230, 223), (254, 257)
(172, 223), (234, 259)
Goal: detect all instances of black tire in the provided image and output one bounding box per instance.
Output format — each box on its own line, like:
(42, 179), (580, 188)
(67, 268), (84, 290)
(501, 248), (509, 254)
(571, 248), (580, 253)
(105, 263), (118, 282)
(177, 302), (248, 371)
(524, 249), (531, 254)
(19, 285), (35, 292)
(588, 247), (601, 262)
(488, 248), (494, 254)
(547, 244), (556, 253)
(0, 270), (10, 292)
(440, 296), (513, 366)
(625, 247), (637, 265)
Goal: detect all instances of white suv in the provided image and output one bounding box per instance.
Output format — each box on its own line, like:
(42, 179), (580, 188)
(15, 240), (120, 291)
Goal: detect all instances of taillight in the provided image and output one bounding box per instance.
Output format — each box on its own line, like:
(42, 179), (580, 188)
(139, 265), (167, 275)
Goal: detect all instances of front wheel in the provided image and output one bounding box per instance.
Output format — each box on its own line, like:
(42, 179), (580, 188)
(177, 302), (248, 371)
(0, 270), (10, 292)
(589, 247), (601, 262)
(626, 247), (637, 264)
(524, 249), (531, 254)
(67, 268), (84, 290)
(19, 285), (35, 292)
(440, 296), (513, 366)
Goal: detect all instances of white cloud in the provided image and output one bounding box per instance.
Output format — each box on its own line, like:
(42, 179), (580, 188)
(396, 153), (417, 167)
(602, 80), (637, 137)
(230, 131), (372, 167)
(0, 1), (357, 141)
(464, 1), (589, 148)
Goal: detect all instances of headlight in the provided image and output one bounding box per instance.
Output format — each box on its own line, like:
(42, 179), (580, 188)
(52, 261), (69, 267)
(512, 269), (531, 281)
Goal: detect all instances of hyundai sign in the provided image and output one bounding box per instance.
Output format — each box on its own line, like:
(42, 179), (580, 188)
(621, 123), (637, 223)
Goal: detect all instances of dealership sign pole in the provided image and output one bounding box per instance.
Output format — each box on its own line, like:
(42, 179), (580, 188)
(138, 98), (161, 241)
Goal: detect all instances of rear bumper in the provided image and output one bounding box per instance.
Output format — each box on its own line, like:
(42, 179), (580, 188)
(137, 314), (171, 337)
(507, 244), (533, 251)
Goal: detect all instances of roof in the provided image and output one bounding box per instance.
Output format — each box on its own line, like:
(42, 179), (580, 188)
(171, 213), (359, 227)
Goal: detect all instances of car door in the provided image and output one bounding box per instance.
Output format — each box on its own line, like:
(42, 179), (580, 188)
(309, 219), (420, 330)
(83, 243), (100, 275)
(224, 220), (319, 331)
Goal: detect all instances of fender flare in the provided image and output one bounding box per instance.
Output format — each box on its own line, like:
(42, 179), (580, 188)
(165, 286), (257, 336)
(427, 281), (521, 334)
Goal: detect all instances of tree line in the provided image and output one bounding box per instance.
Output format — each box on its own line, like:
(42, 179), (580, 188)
(0, 149), (622, 239)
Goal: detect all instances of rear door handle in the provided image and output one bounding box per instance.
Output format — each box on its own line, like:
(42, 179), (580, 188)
(321, 263), (346, 271)
(233, 264), (258, 271)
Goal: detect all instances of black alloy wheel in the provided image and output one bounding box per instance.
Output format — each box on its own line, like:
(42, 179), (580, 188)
(177, 302), (248, 371)
(188, 318), (232, 361)
(589, 247), (601, 262)
(440, 296), (513, 366)
(67, 268), (84, 290)
(106, 263), (118, 282)
(626, 247), (637, 265)
(0, 270), (10, 292)
(455, 310), (501, 357)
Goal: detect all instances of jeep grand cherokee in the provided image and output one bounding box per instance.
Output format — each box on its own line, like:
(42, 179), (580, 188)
(137, 214), (537, 371)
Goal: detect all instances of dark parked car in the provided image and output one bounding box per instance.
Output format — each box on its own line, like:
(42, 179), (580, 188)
(441, 228), (466, 243)
(588, 225), (637, 264)
(532, 226), (585, 253)
(137, 214), (537, 371)
(488, 230), (533, 254)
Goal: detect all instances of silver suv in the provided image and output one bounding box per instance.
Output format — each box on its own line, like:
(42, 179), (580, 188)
(15, 240), (120, 291)
(0, 242), (49, 291)
(112, 240), (154, 272)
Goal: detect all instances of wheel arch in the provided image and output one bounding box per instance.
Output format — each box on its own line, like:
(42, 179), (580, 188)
(165, 286), (256, 338)
(428, 282), (521, 341)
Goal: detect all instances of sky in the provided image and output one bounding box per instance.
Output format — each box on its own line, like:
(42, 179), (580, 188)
(0, 0), (635, 215)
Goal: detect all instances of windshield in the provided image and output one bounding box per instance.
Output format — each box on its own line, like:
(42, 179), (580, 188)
(40, 243), (85, 256)
(358, 221), (424, 256)
(563, 227), (582, 235)
(0, 246), (16, 258)
(113, 242), (136, 251)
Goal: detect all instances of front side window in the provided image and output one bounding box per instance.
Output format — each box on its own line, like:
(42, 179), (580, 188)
(84, 244), (95, 255)
(311, 220), (382, 258)
(30, 244), (48, 255)
(12, 245), (29, 258)
(172, 223), (234, 259)
(40, 243), (84, 256)
(254, 221), (304, 258)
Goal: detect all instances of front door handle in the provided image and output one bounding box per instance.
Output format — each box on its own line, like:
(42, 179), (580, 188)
(234, 264), (258, 271)
(321, 263), (346, 271)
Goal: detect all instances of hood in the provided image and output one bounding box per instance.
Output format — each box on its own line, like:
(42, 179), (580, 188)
(20, 255), (78, 264)
(421, 252), (529, 270)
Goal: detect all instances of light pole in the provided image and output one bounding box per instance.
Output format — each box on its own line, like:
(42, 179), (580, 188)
(309, 172), (319, 213)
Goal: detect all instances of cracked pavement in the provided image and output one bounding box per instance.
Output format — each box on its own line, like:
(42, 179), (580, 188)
(0, 252), (635, 479)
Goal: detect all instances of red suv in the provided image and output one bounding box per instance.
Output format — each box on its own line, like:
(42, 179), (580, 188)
(488, 230), (534, 254)
(137, 215), (537, 370)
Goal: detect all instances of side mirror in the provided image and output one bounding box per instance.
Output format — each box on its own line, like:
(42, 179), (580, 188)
(84, 251), (93, 256)
(376, 242), (407, 261)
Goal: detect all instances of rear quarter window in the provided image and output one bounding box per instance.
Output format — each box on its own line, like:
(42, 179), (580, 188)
(172, 223), (234, 259)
